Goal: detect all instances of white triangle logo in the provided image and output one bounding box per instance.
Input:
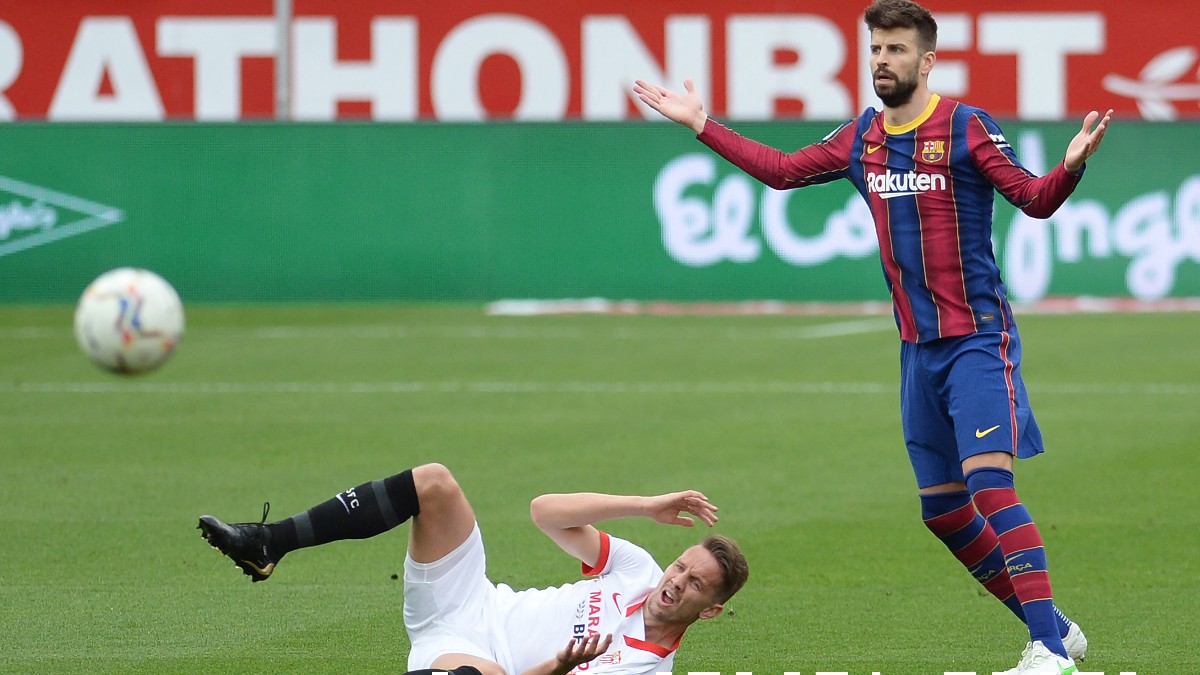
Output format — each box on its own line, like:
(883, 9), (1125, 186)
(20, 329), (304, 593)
(0, 175), (125, 257)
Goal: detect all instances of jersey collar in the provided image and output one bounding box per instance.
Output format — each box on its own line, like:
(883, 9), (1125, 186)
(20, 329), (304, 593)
(884, 93), (941, 135)
(623, 599), (684, 655)
(622, 634), (681, 657)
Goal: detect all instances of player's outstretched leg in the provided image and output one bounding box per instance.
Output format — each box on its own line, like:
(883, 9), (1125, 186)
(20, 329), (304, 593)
(966, 467), (1079, 671)
(199, 467), (422, 581)
(920, 490), (1087, 662)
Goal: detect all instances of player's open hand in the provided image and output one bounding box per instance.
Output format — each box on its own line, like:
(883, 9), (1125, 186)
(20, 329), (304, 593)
(633, 79), (708, 134)
(554, 633), (613, 674)
(1064, 108), (1113, 173)
(643, 490), (719, 528)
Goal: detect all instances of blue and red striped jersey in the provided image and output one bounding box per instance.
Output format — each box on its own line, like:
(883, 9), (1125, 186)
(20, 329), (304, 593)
(698, 94), (1084, 343)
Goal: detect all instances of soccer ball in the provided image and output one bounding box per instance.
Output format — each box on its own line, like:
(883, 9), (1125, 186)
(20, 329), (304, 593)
(74, 267), (185, 374)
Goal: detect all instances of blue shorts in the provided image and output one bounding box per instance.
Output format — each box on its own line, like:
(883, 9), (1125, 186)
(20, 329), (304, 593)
(900, 329), (1044, 489)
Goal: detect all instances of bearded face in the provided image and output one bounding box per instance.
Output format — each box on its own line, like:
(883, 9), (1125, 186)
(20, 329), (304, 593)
(869, 27), (929, 109)
(873, 62), (920, 108)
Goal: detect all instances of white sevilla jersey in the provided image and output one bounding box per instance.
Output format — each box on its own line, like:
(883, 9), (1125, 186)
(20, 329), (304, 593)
(493, 532), (678, 675)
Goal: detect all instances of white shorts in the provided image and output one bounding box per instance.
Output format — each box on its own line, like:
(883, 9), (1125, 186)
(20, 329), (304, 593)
(404, 523), (502, 671)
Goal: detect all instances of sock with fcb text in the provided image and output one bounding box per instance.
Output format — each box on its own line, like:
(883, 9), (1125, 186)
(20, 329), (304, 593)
(966, 467), (1068, 659)
(265, 469), (420, 559)
(921, 491), (1074, 639)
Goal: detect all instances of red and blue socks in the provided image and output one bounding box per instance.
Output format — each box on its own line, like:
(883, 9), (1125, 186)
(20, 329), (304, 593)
(921, 488), (1073, 646)
(966, 466), (1068, 659)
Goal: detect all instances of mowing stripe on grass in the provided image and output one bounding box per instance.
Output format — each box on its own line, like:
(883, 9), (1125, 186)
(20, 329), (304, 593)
(3, 381), (1197, 395)
(0, 319), (896, 341)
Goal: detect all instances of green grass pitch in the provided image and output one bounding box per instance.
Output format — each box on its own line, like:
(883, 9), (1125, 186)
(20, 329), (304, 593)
(0, 305), (1196, 674)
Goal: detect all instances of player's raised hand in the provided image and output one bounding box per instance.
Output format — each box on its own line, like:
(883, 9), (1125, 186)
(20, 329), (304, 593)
(633, 79), (708, 134)
(554, 633), (613, 674)
(1064, 108), (1113, 173)
(643, 490), (719, 528)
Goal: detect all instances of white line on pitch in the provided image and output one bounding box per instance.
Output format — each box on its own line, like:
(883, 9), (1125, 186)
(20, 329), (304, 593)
(249, 319), (895, 340)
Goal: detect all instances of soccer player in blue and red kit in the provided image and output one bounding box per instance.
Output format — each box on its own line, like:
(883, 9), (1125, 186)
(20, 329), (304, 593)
(635, 0), (1111, 672)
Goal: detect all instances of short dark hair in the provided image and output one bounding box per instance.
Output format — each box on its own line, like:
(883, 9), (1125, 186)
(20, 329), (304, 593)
(864, 0), (938, 53)
(701, 534), (749, 604)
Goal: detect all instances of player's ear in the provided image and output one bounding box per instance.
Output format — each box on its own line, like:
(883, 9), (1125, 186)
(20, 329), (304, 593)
(921, 49), (936, 75)
(699, 603), (724, 620)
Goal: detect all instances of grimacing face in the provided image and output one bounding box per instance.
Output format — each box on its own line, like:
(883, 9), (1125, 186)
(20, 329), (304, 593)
(644, 545), (724, 624)
(870, 27), (928, 108)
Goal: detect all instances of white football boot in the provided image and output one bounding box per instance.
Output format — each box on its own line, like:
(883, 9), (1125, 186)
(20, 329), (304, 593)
(1061, 622), (1088, 662)
(997, 640), (1078, 674)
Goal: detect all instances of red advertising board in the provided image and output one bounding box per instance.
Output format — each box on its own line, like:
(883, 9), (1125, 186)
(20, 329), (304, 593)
(1, 0), (1197, 121)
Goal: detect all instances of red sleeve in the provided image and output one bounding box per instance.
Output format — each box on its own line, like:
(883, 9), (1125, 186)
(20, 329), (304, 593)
(581, 531), (612, 576)
(696, 117), (854, 190)
(967, 113), (1083, 219)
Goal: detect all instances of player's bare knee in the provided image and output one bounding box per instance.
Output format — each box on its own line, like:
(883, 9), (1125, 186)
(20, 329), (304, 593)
(414, 463), (465, 507)
(919, 481), (967, 496)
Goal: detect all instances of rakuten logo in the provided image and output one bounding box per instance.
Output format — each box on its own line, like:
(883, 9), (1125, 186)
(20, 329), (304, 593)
(866, 171), (946, 199)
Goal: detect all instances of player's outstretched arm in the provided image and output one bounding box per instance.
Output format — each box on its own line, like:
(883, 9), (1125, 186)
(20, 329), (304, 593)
(1063, 108), (1113, 173)
(530, 491), (719, 566)
(633, 79), (708, 134)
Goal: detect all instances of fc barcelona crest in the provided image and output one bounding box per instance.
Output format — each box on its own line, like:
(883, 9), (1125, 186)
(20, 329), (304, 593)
(921, 140), (946, 163)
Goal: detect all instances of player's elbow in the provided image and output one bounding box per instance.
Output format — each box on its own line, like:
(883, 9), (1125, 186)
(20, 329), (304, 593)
(1019, 203), (1057, 219)
(529, 494), (558, 530)
(1014, 193), (1064, 219)
(757, 172), (797, 191)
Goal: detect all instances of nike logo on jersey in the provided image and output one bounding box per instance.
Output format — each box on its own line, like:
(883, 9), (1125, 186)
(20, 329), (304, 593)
(975, 425), (1001, 438)
(612, 593), (621, 610)
(866, 143), (882, 154)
